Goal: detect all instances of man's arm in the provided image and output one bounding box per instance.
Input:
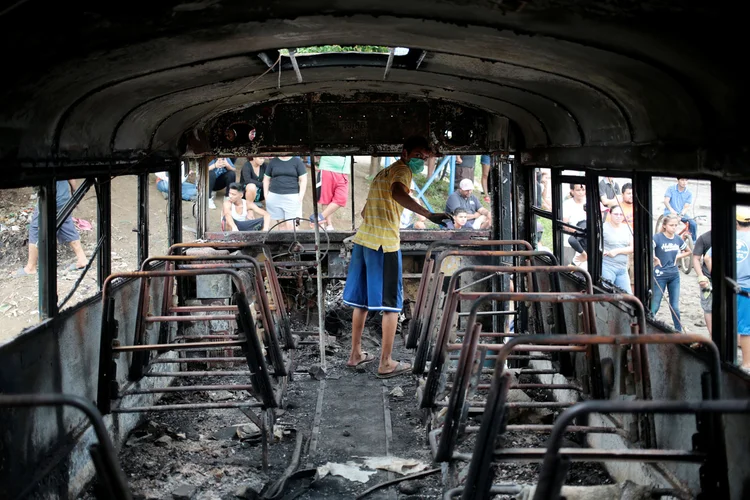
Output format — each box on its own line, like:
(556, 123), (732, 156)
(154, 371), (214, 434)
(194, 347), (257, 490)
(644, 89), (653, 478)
(223, 201), (238, 231)
(68, 179), (79, 192)
(392, 182), (451, 225)
(692, 238), (705, 278)
(663, 196), (677, 214)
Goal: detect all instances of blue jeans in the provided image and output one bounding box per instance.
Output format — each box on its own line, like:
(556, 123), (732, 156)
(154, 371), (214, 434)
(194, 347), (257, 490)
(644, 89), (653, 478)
(602, 262), (632, 294)
(651, 272), (682, 331)
(681, 216), (697, 242)
(157, 179), (197, 201)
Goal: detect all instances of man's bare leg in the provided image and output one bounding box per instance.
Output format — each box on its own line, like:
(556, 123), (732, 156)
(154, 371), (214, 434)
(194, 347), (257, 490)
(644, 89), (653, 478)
(24, 243), (39, 274)
(321, 202), (341, 227)
(481, 163), (490, 195)
(740, 335), (750, 369)
(245, 184), (259, 202)
(705, 312), (713, 336)
(378, 311), (408, 374)
(347, 307), (368, 366)
(69, 240), (87, 268)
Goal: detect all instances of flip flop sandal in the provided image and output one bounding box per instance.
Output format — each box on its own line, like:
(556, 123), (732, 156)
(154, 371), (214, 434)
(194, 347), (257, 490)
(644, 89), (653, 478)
(67, 264), (85, 272)
(376, 361), (412, 379)
(347, 351), (376, 368)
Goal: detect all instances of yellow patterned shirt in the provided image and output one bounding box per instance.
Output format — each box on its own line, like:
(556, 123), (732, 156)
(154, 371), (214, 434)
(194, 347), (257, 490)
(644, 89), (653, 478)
(352, 160), (413, 252)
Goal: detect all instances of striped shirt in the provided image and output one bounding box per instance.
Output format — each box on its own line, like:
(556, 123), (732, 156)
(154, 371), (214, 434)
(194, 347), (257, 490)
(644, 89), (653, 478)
(353, 160), (413, 252)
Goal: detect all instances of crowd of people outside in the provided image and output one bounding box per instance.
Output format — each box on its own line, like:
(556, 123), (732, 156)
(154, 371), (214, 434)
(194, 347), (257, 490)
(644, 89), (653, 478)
(550, 173), (749, 367)
(152, 154), (493, 235)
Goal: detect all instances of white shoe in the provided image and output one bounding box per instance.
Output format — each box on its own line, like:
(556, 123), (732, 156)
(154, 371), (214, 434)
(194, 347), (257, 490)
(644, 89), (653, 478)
(208, 198), (216, 210)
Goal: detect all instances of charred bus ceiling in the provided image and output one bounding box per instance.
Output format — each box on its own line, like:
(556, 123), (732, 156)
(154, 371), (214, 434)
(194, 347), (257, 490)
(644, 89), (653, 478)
(2, 1), (750, 499)
(194, 94), (508, 157)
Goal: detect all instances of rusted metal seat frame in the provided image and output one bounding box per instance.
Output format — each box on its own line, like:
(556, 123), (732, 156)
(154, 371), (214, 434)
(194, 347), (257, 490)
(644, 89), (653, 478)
(406, 240), (535, 349)
(431, 293), (651, 462)
(0, 393), (132, 500)
(412, 252), (571, 375)
(97, 268), (277, 417)
(455, 333), (724, 500)
(140, 254), (289, 366)
(158, 242), (293, 350)
(421, 266), (596, 404)
(530, 399), (749, 500)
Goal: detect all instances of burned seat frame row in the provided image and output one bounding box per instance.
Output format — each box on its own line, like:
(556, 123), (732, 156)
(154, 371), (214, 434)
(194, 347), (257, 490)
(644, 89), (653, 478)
(428, 291), (652, 462)
(444, 328), (728, 499)
(411, 251), (571, 376)
(420, 266), (607, 411)
(159, 242), (293, 349)
(455, 397), (747, 500)
(97, 267), (280, 415)
(408, 240), (537, 352)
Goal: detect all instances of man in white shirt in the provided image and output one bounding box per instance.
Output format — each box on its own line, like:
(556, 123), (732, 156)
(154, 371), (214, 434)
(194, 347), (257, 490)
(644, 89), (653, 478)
(562, 183), (587, 265)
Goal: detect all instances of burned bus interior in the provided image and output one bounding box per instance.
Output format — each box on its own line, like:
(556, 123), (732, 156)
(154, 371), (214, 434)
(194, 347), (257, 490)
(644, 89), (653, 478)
(1, 1), (750, 499)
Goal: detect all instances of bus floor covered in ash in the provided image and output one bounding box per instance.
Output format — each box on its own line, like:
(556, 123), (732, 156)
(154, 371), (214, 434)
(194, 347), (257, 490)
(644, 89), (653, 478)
(81, 314), (613, 500)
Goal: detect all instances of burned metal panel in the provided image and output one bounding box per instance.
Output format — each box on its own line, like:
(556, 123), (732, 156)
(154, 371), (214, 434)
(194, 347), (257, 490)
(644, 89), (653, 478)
(0, 274), (168, 499)
(203, 93), (495, 156)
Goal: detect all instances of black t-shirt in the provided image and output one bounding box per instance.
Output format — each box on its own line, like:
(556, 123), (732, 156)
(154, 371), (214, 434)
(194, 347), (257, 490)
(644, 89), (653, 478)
(241, 161), (266, 190)
(265, 157), (307, 195)
(693, 230), (712, 281)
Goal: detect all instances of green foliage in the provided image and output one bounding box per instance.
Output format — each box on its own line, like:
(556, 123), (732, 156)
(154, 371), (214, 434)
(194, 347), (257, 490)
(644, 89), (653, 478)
(538, 216), (553, 249)
(280, 45), (389, 55)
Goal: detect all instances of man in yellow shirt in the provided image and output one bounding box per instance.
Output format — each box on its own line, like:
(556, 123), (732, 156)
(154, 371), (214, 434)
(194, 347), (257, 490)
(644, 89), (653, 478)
(344, 136), (452, 378)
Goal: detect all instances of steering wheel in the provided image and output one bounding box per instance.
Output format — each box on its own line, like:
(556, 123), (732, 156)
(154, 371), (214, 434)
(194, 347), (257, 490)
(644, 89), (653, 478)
(261, 217), (330, 272)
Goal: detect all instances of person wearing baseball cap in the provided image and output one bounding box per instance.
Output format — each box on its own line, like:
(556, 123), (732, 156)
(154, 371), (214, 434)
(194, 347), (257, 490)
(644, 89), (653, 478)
(444, 178), (492, 229)
(735, 206), (750, 369)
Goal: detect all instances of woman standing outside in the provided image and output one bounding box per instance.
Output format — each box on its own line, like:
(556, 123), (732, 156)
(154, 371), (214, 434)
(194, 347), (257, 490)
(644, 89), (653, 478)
(651, 214), (691, 331)
(263, 156), (308, 230)
(601, 205), (633, 293)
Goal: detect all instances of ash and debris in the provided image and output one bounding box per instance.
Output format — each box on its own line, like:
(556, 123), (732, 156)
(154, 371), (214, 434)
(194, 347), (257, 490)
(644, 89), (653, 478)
(80, 289), (611, 499)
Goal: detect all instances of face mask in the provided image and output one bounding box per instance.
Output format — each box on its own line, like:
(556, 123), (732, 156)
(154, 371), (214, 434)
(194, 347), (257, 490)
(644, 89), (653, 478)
(408, 157), (425, 173)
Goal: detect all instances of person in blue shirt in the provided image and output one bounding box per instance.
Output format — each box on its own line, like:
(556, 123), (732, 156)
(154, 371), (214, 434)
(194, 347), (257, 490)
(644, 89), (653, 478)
(651, 214), (691, 331)
(734, 207), (750, 369)
(207, 158), (236, 209)
(663, 178), (697, 242)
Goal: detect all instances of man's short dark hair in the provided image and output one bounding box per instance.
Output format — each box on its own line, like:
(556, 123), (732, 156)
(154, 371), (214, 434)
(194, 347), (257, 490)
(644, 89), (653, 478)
(402, 135), (430, 154)
(622, 183), (632, 192)
(569, 183), (584, 191)
(739, 220), (750, 228)
(453, 208), (468, 216)
(228, 182), (243, 192)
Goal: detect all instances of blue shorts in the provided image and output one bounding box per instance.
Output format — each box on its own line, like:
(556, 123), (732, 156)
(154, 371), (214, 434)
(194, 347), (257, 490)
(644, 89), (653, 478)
(28, 206), (80, 245)
(343, 244), (403, 312)
(738, 290), (750, 335)
(480, 155), (491, 165)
